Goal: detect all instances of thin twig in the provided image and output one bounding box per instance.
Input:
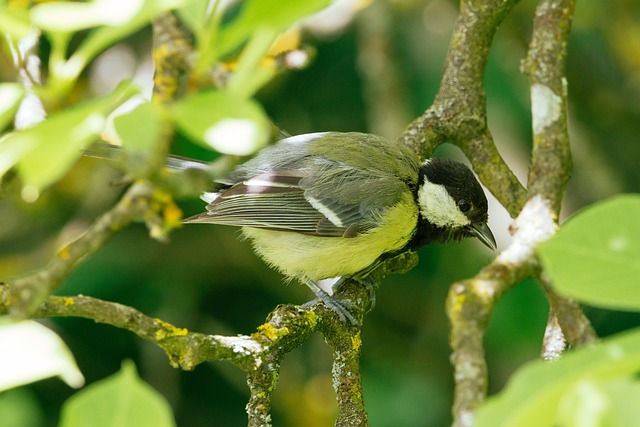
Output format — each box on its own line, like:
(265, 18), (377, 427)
(4, 181), (159, 317)
(8, 27), (46, 129)
(539, 273), (597, 347)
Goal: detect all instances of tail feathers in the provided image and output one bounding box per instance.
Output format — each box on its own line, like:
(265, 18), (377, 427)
(182, 212), (210, 223)
(182, 211), (226, 224)
(84, 142), (210, 172)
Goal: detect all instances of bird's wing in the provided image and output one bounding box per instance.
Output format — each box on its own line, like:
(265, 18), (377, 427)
(184, 166), (408, 238)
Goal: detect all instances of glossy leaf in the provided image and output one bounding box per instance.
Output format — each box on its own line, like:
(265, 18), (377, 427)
(31, 0), (184, 33)
(225, 27), (279, 97)
(554, 377), (640, 427)
(217, 0), (330, 58)
(112, 101), (164, 153)
(0, 83), (138, 199)
(60, 360), (175, 427)
(176, 0), (209, 37)
(174, 90), (270, 155)
(0, 5), (31, 39)
(31, 0), (144, 32)
(0, 388), (45, 427)
(0, 320), (84, 392)
(474, 327), (640, 427)
(537, 195), (640, 310)
(33, 0), (187, 99)
(0, 83), (25, 131)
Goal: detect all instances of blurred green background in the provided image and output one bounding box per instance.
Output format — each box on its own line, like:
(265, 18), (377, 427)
(1, 1), (640, 426)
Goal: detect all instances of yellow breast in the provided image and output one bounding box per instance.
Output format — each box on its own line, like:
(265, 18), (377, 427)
(241, 193), (418, 282)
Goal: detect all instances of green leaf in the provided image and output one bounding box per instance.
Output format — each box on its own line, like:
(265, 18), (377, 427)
(0, 5), (31, 39)
(60, 360), (176, 427)
(225, 27), (279, 97)
(0, 388), (45, 427)
(473, 327), (640, 427)
(31, 0), (138, 32)
(31, 0), (186, 33)
(112, 101), (164, 153)
(537, 194), (640, 310)
(34, 0), (188, 99)
(0, 319), (84, 392)
(174, 90), (270, 155)
(0, 82), (138, 200)
(0, 83), (25, 131)
(176, 0), (209, 37)
(217, 0), (331, 58)
(555, 377), (640, 427)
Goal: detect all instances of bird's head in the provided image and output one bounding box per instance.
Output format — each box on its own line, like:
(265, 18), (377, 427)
(416, 158), (496, 250)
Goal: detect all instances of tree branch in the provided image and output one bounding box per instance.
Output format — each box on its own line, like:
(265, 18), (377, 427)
(9, 27), (46, 129)
(3, 12), (197, 318)
(0, 288), (264, 370)
(4, 181), (163, 317)
(399, 0), (527, 218)
(322, 322), (368, 426)
(447, 195), (556, 427)
(443, 0), (595, 425)
(151, 13), (192, 105)
(539, 273), (597, 347)
(522, 0), (574, 213)
(522, 0), (598, 354)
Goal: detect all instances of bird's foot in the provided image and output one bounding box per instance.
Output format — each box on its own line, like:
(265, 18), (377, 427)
(303, 279), (359, 326)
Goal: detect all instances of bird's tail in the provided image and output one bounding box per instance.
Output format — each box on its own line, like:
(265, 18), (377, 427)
(84, 142), (210, 172)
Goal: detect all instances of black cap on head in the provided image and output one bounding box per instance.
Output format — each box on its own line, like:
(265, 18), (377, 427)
(419, 158), (488, 224)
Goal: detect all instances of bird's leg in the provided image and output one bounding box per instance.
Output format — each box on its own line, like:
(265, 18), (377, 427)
(302, 279), (359, 326)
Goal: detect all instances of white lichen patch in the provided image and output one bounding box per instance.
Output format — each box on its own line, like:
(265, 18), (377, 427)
(541, 319), (566, 362)
(472, 279), (496, 301)
(458, 410), (474, 427)
(531, 83), (562, 134)
(214, 335), (263, 366)
(497, 195), (558, 265)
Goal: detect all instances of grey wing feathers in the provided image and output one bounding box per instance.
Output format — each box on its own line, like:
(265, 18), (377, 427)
(185, 170), (356, 236)
(184, 132), (412, 237)
(184, 168), (383, 237)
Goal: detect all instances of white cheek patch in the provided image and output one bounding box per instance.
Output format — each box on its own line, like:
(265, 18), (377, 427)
(418, 181), (471, 228)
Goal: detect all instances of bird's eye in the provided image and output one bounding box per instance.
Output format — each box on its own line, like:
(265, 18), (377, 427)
(458, 200), (471, 212)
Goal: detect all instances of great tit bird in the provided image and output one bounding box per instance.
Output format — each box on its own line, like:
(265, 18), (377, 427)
(182, 132), (496, 323)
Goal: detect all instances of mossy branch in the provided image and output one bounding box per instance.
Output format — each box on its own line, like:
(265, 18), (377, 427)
(398, 0), (594, 425)
(400, 0), (527, 218)
(523, 0), (597, 366)
(522, 0), (574, 213)
(4, 181), (163, 317)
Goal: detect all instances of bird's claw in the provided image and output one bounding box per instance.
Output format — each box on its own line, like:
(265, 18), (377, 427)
(303, 279), (359, 326)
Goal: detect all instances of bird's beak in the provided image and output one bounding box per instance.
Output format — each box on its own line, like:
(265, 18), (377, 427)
(469, 222), (497, 251)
